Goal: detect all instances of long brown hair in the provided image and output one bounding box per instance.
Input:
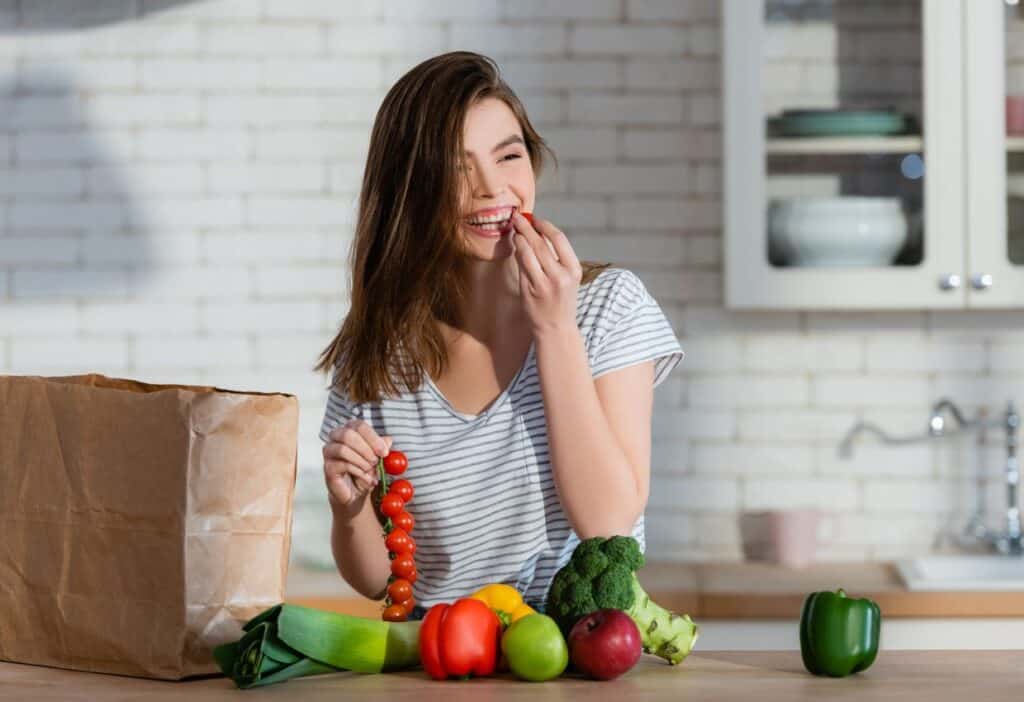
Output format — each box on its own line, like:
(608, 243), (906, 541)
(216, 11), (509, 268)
(314, 51), (611, 403)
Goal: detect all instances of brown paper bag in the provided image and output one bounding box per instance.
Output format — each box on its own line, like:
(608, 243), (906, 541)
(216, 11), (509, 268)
(0, 373), (299, 680)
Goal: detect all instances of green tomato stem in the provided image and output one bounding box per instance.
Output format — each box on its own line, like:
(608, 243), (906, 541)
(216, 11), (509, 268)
(376, 456), (395, 537)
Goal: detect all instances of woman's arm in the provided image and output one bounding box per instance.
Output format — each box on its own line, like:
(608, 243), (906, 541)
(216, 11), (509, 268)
(510, 212), (666, 539)
(535, 325), (654, 538)
(329, 491), (392, 601)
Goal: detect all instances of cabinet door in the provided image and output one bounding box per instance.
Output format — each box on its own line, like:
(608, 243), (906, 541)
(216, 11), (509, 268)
(724, 0), (966, 309)
(964, 1), (1024, 307)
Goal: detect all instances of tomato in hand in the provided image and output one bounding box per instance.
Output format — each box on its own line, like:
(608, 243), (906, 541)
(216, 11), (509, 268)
(521, 211), (535, 225)
(388, 578), (413, 604)
(385, 527), (414, 554)
(389, 479), (414, 503)
(393, 510), (414, 533)
(383, 450), (408, 476)
(381, 492), (404, 518)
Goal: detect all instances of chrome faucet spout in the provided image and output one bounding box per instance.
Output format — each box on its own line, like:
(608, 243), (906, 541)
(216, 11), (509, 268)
(929, 397), (974, 436)
(842, 399), (1022, 556)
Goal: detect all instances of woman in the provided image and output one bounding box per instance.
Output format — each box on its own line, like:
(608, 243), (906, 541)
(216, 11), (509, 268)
(313, 51), (684, 620)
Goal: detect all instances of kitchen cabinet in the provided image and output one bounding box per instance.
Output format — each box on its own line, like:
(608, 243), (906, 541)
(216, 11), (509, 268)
(723, 0), (1024, 309)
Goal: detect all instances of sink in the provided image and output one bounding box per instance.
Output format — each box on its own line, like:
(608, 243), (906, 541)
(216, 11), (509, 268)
(897, 555), (1024, 591)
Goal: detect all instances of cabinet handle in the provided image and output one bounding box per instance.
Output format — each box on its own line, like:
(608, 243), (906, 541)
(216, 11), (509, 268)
(970, 273), (994, 290)
(938, 273), (962, 290)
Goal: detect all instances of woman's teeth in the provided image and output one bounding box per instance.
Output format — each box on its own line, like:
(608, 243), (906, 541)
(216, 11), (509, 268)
(467, 209), (514, 226)
(471, 219), (509, 231)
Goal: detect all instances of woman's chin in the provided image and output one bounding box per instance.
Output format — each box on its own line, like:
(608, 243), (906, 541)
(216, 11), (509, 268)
(462, 229), (516, 260)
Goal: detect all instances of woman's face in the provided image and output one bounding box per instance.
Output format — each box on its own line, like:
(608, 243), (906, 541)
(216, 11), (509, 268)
(458, 97), (536, 261)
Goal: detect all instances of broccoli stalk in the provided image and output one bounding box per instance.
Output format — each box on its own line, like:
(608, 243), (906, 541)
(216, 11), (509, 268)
(545, 535), (698, 666)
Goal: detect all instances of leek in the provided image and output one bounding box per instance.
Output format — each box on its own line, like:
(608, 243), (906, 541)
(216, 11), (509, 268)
(213, 603), (421, 688)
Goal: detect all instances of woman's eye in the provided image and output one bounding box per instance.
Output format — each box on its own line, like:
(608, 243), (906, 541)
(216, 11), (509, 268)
(502, 154), (521, 162)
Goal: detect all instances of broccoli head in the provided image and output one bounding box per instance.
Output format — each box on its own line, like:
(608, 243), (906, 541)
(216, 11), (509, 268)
(545, 536), (699, 666)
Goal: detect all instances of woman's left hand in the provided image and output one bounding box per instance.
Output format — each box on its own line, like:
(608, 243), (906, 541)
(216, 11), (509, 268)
(511, 212), (583, 336)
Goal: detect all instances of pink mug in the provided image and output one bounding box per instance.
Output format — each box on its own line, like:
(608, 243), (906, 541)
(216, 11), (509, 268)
(738, 509), (829, 568)
(1007, 95), (1024, 135)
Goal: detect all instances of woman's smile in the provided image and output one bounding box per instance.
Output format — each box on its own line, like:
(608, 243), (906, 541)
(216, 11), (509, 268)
(464, 205), (519, 238)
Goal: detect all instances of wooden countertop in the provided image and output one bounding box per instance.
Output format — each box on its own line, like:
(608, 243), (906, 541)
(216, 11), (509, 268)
(2, 651), (1019, 700)
(286, 560), (1024, 619)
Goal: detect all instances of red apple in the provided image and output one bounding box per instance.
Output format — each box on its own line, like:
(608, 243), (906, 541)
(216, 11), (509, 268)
(567, 609), (642, 681)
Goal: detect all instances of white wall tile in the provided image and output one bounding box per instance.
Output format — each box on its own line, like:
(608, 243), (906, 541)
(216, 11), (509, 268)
(0, 302), (79, 334)
(328, 23), (445, 57)
(135, 335), (251, 369)
(449, 24), (566, 56)
(571, 26), (686, 56)
(82, 301), (198, 333)
(203, 24), (324, 56)
(502, 0), (620, 21)
(627, 0), (718, 22)
(743, 477), (859, 511)
(692, 444), (814, 475)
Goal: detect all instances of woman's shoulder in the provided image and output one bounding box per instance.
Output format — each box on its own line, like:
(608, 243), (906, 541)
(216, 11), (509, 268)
(578, 266), (651, 313)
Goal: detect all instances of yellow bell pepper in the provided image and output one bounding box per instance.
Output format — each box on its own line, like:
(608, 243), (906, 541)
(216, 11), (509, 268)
(469, 584), (536, 627)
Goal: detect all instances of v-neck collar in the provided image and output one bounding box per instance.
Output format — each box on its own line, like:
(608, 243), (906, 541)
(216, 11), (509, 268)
(425, 341), (535, 423)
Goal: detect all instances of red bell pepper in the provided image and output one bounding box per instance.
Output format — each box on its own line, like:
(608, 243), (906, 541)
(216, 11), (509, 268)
(419, 598), (502, 680)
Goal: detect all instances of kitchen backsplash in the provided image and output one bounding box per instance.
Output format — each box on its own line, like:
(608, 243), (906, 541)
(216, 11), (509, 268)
(2, 0), (1023, 564)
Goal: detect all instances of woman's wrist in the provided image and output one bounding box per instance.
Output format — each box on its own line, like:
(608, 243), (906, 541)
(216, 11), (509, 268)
(329, 490), (367, 521)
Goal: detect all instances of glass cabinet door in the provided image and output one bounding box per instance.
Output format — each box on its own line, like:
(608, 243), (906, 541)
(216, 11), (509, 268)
(965, 0), (1024, 307)
(725, 0), (966, 309)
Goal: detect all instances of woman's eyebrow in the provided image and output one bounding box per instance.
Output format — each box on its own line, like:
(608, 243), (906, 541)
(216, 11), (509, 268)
(464, 134), (524, 156)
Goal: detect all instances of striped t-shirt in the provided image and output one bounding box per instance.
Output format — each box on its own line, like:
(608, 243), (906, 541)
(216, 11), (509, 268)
(319, 267), (684, 610)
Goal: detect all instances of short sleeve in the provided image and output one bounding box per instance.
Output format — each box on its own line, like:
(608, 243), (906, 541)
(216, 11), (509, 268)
(319, 366), (364, 443)
(587, 269), (684, 388)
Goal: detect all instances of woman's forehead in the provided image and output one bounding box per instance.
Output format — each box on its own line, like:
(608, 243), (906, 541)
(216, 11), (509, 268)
(463, 98), (521, 142)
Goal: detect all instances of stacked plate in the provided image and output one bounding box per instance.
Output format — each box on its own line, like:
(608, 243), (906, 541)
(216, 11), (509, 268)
(768, 108), (909, 137)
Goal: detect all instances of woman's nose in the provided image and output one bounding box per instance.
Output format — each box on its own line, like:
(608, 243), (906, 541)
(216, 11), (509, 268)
(472, 164), (506, 197)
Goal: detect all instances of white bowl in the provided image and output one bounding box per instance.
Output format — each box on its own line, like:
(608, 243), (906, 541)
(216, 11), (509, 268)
(768, 196), (908, 266)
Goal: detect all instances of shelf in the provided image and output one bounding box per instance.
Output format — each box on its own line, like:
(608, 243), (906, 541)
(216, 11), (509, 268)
(1007, 137), (1024, 152)
(766, 135), (923, 155)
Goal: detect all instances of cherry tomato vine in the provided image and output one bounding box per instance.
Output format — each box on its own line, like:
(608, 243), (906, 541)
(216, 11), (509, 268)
(376, 448), (416, 621)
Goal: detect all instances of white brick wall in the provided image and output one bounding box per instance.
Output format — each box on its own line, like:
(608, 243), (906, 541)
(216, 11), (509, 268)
(1, 0), (1015, 567)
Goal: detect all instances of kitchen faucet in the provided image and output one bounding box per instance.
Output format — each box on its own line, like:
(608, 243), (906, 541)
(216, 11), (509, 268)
(839, 398), (1021, 556)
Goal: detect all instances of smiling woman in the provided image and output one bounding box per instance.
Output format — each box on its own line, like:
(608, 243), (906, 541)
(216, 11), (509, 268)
(313, 51), (684, 618)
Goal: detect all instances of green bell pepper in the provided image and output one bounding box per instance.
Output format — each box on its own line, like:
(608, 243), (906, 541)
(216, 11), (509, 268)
(799, 588), (880, 677)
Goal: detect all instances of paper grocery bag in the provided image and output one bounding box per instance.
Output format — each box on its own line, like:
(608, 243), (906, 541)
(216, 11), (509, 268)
(0, 373), (299, 680)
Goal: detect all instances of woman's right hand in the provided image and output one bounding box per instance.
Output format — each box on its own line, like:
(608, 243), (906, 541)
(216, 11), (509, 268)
(323, 419), (393, 515)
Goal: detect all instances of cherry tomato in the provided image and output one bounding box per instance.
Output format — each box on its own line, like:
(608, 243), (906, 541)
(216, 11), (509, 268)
(391, 553), (417, 581)
(400, 596), (416, 615)
(389, 479), (414, 503)
(380, 492), (404, 518)
(388, 578), (413, 604)
(521, 211), (535, 225)
(393, 510), (414, 533)
(384, 527), (413, 554)
(382, 604), (407, 622)
(383, 450), (408, 476)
